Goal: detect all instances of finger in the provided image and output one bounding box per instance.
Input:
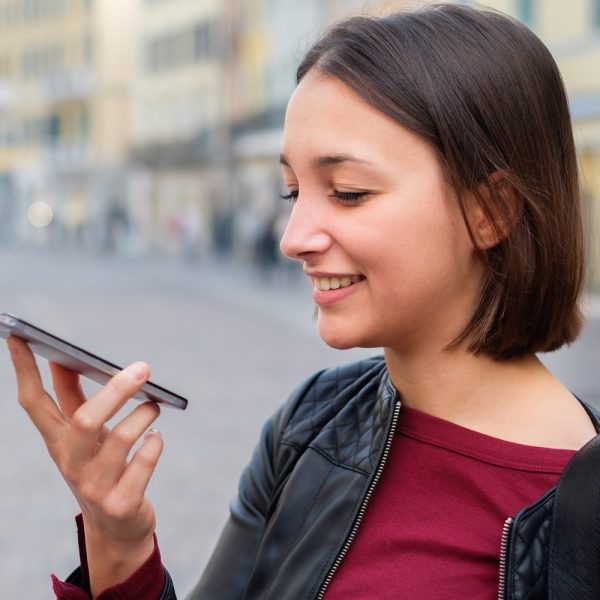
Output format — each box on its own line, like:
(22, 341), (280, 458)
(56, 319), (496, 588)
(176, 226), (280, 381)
(49, 362), (86, 419)
(7, 336), (65, 443)
(91, 402), (160, 488)
(48, 362), (110, 443)
(66, 362), (150, 467)
(117, 428), (163, 500)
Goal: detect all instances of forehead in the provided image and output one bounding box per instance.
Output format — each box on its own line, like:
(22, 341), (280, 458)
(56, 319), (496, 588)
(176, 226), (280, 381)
(282, 71), (430, 169)
(284, 71), (387, 138)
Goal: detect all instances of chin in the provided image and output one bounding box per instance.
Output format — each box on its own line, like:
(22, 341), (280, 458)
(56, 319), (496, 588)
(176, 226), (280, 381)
(317, 319), (376, 350)
(322, 337), (357, 350)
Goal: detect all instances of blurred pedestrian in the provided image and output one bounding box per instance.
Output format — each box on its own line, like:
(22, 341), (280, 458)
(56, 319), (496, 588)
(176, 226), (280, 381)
(105, 199), (130, 253)
(8, 4), (600, 599)
(254, 212), (281, 280)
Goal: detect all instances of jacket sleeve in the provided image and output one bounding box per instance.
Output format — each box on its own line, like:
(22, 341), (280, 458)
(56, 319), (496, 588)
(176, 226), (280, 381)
(185, 372), (320, 600)
(52, 514), (176, 600)
(55, 565), (175, 600)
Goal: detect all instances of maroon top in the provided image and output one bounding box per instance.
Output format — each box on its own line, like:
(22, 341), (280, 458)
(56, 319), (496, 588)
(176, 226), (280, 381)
(324, 406), (576, 599)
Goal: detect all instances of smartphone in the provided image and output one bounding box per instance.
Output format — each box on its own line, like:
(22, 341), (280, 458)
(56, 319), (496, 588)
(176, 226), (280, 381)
(0, 313), (188, 410)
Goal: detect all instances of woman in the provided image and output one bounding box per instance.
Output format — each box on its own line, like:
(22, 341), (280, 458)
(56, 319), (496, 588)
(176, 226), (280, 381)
(8, 4), (600, 599)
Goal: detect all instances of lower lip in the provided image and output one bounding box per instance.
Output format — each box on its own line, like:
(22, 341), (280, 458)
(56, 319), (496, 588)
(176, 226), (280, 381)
(312, 280), (365, 306)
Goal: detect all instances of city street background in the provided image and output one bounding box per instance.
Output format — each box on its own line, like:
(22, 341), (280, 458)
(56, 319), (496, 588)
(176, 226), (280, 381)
(0, 247), (598, 597)
(0, 0), (599, 596)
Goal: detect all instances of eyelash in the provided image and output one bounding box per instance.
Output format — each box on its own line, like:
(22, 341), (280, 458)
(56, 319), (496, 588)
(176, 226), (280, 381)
(279, 190), (368, 206)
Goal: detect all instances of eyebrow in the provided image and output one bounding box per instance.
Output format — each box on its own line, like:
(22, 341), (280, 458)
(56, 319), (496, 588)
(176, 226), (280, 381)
(279, 153), (375, 169)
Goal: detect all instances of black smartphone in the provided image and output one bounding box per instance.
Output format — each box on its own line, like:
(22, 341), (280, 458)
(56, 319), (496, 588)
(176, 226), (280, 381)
(0, 313), (188, 410)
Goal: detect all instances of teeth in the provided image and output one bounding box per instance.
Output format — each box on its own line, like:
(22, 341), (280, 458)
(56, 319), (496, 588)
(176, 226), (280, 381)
(314, 275), (363, 291)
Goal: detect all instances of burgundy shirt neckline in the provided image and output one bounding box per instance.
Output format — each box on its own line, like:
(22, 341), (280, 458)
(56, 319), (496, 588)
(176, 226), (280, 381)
(398, 404), (576, 473)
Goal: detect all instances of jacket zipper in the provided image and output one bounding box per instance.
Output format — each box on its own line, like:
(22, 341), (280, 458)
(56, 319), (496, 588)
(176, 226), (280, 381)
(315, 400), (401, 599)
(497, 516), (513, 600)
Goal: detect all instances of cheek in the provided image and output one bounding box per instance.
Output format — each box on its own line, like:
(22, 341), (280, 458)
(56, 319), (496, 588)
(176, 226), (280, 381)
(367, 209), (474, 297)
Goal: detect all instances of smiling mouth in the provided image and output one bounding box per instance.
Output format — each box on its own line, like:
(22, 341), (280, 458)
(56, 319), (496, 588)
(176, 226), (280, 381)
(312, 275), (366, 291)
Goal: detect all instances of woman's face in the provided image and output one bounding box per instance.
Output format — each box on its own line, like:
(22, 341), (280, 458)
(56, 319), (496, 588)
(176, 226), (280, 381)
(279, 70), (485, 352)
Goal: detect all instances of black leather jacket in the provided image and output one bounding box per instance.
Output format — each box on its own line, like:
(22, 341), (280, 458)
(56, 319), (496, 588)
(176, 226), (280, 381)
(157, 357), (600, 599)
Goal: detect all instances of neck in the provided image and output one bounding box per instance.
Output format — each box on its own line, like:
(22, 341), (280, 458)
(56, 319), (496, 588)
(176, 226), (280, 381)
(383, 343), (597, 449)
(383, 343), (544, 425)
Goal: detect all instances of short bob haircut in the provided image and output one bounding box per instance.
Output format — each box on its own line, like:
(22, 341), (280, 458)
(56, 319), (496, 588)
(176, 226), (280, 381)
(296, 4), (585, 359)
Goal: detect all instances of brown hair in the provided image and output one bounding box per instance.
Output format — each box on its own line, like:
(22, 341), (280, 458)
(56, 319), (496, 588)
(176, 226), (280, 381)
(297, 4), (585, 359)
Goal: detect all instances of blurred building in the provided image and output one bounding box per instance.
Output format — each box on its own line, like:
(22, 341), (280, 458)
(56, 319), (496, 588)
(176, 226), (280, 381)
(477, 0), (600, 290)
(0, 0), (136, 248)
(129, 0), (224, 258)
(0, 0), (598, 290)
(551, 1), (600, 293)
(127, 0), (418, 261)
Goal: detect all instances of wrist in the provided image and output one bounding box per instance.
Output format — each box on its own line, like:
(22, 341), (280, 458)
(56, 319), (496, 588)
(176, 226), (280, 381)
(81, 519), (156, 597)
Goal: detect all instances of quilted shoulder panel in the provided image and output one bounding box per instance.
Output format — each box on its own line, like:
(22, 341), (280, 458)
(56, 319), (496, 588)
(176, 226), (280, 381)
(281, 356), (397, 475)
(507, 488), (555, 600)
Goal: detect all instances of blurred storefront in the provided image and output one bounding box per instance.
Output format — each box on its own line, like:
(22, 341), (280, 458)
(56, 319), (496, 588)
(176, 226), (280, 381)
(129, 0), (225, 258)
(0, 0), (135, 249)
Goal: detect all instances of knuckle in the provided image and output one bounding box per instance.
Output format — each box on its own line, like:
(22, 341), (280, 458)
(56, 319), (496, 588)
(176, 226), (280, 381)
(111, 426), (136, 447)
(136, 448), (157, 468)
(17, 390), (42, 410)
(17, 393), (29, 409)
(71, 410), (97, 434)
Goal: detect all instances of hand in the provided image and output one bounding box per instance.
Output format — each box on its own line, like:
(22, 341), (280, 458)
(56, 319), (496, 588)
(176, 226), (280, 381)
(7, 336), (163, 596)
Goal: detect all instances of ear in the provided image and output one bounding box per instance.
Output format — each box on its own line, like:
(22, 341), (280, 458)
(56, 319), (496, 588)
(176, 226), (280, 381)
(468, 171), (522, 250)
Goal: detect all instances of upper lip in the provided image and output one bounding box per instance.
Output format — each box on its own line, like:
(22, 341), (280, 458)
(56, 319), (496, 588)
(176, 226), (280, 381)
(304, 271), (364, 278)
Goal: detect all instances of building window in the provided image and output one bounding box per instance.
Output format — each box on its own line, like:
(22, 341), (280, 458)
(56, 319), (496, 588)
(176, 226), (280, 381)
(22, 118), (42, 145)
(194, 22), (210, 61)
(146, 23), (214, 73)
(22, 50), (33, 78)
(83, 35), (94, 67)
(194, 20), (219, 61)
(47, 45), (64, 75)
(517, 0), (534, 27)
(594, 0), (600, 28)
(47, 114), (61, 144)
(79, 109), (89, 140)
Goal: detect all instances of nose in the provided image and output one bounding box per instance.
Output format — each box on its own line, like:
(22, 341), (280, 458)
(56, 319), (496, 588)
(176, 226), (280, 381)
(279, 195), (332, 260)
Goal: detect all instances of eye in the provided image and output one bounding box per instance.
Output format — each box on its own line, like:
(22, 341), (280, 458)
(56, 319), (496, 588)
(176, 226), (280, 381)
(280, 190), (299, 204)
(332, 190), (368, 205)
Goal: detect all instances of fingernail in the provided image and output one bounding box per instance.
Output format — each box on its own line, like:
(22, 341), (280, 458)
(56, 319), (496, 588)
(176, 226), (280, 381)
(145, 428), (161, 439)
(128, 362), (148, 382)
